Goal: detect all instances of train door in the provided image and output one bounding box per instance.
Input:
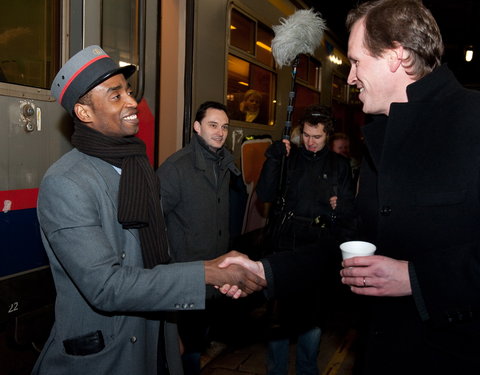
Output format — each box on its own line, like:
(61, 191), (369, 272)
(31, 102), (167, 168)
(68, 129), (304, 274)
(0, 1), (159, 373)
(0, 4), (67, 372)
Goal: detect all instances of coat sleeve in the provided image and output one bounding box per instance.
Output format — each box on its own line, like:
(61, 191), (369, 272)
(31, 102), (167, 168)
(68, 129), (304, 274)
(334, 155), (356, 218)
(38, 171), (206, 313)
(333, 155), (358, 243)
(157, 160), (181, 216)
(261, 244), (333, 300)
(256, 141), (288, 203)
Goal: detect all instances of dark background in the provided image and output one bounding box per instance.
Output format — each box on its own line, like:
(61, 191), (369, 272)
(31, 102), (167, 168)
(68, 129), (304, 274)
(303, 0), (480, 90)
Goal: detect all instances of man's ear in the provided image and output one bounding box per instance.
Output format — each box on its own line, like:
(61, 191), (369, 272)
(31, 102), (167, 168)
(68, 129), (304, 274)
(193, 120), (201, 133)
(387, 43), (408, 72)
(73, 103), (92, 123)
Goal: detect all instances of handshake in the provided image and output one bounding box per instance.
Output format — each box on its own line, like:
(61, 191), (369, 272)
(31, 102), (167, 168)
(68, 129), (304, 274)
(204, 251), (267, 299)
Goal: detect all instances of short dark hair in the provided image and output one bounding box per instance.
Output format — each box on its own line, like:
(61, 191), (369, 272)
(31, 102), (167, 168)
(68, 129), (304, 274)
(346, 0), (443, 79)
(299, 105), (334, 135)
(194, 101), (229, 123)
(77, 90), (93, 107)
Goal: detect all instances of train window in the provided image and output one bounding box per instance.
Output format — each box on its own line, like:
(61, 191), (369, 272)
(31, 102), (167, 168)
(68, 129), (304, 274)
(290, 54), (322, 125)
(101, 0), (140, 95)
(297, 54), (322, 90)
(226, 55), (275, 126)
(348, 86), (362, 105)
(291, 84), (322, 126)
(332, 75), (349, 103)
(227, 8), (276, 126)
(256, 24), (274, 68)
(230, 9), (256, 55)
(0, 1), (60, 90)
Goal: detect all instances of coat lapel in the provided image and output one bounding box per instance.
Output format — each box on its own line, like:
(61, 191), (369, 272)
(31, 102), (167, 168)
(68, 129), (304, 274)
(362, 116), (387, 170)
(363, 103), (425, 174)
(380, 104), (418, 170)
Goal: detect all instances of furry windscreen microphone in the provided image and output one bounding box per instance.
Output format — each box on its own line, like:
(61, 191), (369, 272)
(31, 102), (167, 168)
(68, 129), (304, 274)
(272, 8), (327, 68)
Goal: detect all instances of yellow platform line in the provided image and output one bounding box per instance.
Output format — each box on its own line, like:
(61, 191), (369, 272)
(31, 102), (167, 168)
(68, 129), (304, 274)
(321, 329), (357, 375)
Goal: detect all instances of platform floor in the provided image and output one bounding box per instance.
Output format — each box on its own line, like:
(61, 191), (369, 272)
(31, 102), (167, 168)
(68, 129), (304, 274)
(201, 302), (359, 375)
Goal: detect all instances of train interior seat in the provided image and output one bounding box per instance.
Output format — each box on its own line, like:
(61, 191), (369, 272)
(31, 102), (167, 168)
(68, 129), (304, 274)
(240, 137), (272, 234)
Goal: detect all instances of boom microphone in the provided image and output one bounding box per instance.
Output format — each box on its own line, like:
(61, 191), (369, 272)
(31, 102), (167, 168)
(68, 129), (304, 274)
(270, 8), (326, 197)
(271, 8), (326, 68)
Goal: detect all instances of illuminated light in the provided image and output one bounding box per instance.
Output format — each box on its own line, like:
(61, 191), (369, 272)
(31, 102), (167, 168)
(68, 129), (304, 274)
(119, 60), (130, 67)
(230, 25), (237, 30)
(256, 41), (272, 52)
(465, 48), (473, 62)
(329, 55), (342, 65)
(238, 81), (249, 86)
(272, 99), (277, 103)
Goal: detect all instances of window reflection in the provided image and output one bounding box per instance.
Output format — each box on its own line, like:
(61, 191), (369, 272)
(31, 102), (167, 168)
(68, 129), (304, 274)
(292, 85), (321, 126)
(102, 0), (139, 94)
(297, 54), (321, 89)
(0, 0), (60, 89)
(256, 24), (274, 67)
(332, 75), (348, 103)
(227, 8), (276, 126)
(292, 55), (322, 125)
(227, 55), (275, 126)
(230, 9), (255, 54)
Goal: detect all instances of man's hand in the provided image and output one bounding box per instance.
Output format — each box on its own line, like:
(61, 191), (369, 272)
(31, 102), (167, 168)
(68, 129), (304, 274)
(204, 251), (266, 298)
(268, 140), (291, 160)
(340, 255), (411, 297)
(216, 253), (266, 298)
(329, 196), (338, 210)
(282, 139), (291, 157)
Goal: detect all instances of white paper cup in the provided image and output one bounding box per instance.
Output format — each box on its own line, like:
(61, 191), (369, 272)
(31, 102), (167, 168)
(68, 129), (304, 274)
(340, 241), (376, 260)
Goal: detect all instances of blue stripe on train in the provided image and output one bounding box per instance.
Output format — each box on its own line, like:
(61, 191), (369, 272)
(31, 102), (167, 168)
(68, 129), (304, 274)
(0, 208), (49, 277)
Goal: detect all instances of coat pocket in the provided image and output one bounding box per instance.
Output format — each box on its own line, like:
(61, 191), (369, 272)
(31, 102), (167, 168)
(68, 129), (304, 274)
(63, 330), (105, 356)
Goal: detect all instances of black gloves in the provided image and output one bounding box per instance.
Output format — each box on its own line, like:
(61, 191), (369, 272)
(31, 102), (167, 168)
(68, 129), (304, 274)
(266, 140), (288, 160)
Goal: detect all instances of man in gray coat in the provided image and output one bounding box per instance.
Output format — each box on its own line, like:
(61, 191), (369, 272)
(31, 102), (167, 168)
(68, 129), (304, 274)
(157, 101), (241, 374)
(158, 101), (238, 263)
(32, 45), (265, 375)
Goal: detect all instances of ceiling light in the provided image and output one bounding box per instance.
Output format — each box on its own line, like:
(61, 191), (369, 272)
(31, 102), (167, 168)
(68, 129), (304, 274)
(465, 47), (473, 62)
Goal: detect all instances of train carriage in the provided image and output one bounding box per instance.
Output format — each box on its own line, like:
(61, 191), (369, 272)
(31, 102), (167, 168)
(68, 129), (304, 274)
(0, 1), (360, 373)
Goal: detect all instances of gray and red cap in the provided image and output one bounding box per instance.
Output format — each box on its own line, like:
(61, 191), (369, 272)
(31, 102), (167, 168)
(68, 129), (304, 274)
(50, 45), (136, 116)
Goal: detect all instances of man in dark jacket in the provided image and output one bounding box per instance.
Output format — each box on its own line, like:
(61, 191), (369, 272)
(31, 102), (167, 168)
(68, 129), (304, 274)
(255, 105), (355, 375)
(220, 0), (480, 374)
(157, 101), (241, 374)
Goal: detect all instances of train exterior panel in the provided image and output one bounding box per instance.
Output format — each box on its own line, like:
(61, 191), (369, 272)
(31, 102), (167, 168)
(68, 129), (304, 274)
(0, 1), (160, 372)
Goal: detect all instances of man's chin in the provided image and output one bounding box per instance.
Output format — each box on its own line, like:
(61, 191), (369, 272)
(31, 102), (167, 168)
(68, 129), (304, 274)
(210, 141), (224, 148)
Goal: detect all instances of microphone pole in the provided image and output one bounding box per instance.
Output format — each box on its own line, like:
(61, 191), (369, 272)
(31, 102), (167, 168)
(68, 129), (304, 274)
(277, 56), (299, 194)
(270, 8), (326, 212)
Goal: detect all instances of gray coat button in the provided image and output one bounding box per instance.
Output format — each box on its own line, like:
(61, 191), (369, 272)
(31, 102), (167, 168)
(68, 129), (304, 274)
(130, 336), (137, 343)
